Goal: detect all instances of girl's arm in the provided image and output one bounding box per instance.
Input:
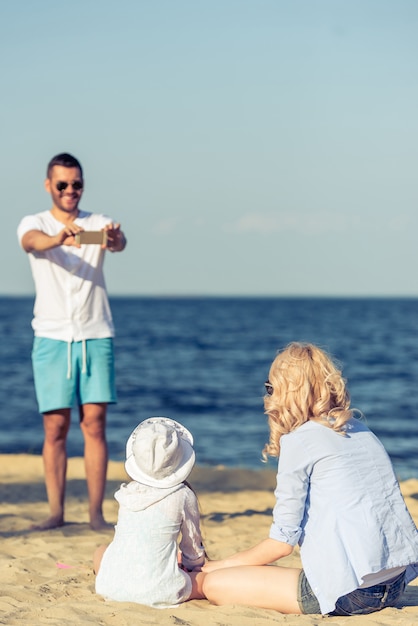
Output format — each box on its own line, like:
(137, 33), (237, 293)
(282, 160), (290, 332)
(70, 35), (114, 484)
(203, 538), (293, 573)
(179, 487), (205, 571)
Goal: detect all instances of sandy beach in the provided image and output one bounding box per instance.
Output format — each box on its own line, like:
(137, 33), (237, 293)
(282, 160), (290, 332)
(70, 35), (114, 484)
(1, 454), (418, 625)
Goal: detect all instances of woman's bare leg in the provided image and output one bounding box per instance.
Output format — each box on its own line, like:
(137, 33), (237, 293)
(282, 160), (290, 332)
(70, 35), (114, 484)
(203, 565), (302, 613)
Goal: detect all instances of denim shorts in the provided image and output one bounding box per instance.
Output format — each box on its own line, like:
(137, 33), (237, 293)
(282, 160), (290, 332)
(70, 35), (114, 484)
(330, 572), (406, 616)
(32, 337), (117, 413)
(297, 570), (321, 614)
(297, 570), (406, 616)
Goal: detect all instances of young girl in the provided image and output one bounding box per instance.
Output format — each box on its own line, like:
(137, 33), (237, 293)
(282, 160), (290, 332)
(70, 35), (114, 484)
(94, 417), (205, 608)
(203, 342), (418, 616)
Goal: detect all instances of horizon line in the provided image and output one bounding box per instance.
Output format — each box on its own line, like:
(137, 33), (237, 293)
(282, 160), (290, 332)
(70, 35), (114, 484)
(1, 293), (418, 300)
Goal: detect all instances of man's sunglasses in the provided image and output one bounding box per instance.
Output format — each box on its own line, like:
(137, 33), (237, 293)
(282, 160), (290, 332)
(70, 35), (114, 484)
(264, 381), (273, 395)
(56, 181), (83, 192)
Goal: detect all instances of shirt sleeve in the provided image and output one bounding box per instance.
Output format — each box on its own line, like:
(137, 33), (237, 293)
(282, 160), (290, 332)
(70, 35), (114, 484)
(17, 215), (42, 245)
(179, 488), (205, 571)
(269, 432), (313, 546)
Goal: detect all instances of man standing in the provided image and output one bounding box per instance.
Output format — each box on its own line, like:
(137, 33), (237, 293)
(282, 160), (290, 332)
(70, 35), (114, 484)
(17, 153), (127, 531)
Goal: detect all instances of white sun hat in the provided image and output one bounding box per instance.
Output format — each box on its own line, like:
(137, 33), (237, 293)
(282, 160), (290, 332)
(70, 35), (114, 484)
(125, 417), (195, 488)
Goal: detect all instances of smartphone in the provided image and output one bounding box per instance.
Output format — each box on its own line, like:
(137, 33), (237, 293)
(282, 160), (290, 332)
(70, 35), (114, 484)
(75, 231), (107, 245)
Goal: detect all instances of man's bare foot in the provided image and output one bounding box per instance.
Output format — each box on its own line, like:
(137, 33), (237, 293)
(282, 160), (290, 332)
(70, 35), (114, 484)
(90, 514), (113, 532)
(30, 515), (64, 531)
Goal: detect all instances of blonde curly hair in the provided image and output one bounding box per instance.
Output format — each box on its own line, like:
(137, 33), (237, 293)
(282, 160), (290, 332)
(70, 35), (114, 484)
(262, 342), (352, 459)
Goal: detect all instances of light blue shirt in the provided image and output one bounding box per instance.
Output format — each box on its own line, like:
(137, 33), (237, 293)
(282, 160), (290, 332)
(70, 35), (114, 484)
(269, 418), (418, 614)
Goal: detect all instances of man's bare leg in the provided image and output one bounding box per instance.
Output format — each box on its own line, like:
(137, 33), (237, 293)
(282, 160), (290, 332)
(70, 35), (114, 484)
(31, 409), (71, 530)
(80, 403), (112, 531)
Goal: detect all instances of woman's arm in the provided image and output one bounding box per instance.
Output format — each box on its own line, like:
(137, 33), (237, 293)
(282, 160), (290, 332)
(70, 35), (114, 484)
(203, 538), (293, 573)
(203, 434), (312, 574)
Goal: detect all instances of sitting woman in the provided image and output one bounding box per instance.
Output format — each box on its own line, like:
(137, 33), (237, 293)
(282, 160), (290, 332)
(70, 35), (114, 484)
(203, 342), (418, 616)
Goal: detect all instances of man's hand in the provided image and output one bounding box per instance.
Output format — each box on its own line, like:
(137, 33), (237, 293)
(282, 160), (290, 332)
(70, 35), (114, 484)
(57, 223), (84, 248)
(103, 223), (126, 252)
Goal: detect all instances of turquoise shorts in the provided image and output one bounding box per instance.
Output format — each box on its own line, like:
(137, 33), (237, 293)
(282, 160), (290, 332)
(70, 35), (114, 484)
(32, 337), (117, 413)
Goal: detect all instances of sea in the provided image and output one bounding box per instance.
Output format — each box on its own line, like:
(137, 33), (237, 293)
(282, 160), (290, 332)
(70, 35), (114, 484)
(1, 296), (418, 480)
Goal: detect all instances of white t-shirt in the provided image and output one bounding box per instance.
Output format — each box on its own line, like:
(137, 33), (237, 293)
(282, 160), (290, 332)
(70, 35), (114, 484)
(17, 209), (115, 341)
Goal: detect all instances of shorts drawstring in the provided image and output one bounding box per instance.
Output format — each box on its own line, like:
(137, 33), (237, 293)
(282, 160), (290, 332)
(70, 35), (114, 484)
(67, 341), (72, 379)
(81, 339), (87, 374)
(67, 340), (87, 378)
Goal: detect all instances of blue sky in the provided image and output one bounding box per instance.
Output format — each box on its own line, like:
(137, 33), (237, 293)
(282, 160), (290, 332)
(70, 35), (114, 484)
(2, 0), (418, 296)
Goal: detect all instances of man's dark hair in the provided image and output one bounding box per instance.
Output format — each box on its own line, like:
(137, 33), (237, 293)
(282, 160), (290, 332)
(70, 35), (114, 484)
(47, 153), (83, 179)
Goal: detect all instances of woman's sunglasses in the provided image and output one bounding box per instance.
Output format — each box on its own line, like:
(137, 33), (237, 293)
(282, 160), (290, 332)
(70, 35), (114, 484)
(264, 381), (273, 395)
(56, 181), (83, 192)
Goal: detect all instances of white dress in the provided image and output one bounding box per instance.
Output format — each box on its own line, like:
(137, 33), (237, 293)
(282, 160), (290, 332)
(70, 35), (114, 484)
(95, 481), (205, 608)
